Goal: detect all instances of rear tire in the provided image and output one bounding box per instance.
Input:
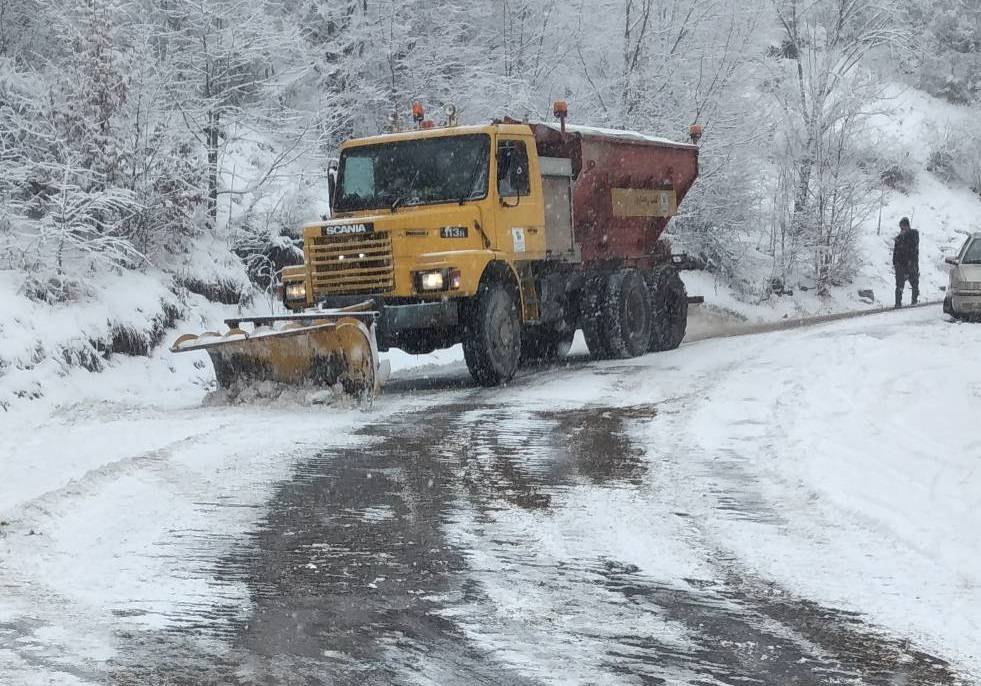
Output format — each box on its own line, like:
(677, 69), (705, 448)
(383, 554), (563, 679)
(647, 267), (688, 352)
(580, 275), (611, 358)
(605, 269), (654, 359)
(463, 280), (521, 386)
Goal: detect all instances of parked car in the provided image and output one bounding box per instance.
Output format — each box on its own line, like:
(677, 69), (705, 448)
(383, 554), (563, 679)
(944, 233), (981, 320)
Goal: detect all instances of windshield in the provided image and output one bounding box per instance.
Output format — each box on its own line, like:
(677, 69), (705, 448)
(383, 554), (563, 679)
(333, 134), (490, 212)
(962, 239), (981, 264)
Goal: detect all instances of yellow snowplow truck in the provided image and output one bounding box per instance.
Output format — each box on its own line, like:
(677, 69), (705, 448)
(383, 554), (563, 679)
(172, 103), (700, 399)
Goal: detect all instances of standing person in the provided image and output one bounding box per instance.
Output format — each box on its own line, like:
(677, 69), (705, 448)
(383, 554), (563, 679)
(893, 217), (919, 308)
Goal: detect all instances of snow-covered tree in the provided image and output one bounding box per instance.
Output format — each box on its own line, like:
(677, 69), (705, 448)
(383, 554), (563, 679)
(154, 0), (308, 229)
(766, 0), (910, 290)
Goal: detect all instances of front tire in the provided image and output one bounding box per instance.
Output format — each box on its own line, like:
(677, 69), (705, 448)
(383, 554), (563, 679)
(463, 280), (521, 386)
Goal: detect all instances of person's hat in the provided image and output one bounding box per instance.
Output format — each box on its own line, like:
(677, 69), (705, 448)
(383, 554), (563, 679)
(899, 216), (911, 227)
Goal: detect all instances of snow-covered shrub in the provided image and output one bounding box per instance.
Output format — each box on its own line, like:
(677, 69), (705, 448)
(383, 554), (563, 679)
(672, 159), (764, 283)
(232, 223), (303, 292)
(926, 125), (981, 192)
(102, 300), (182, 357)
(878, 154), (917, 195)
(880, 164), (916, 194)
(927, 139), (959, 184)
(167, 234), (254, 306)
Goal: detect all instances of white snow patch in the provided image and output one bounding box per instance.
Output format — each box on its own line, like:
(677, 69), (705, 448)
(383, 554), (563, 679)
(631, 307), (981, 677)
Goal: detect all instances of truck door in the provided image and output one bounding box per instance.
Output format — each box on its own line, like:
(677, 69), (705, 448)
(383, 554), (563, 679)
(495, 138), (545, 259)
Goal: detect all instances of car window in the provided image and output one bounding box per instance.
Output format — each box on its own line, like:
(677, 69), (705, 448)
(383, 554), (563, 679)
(962, 239), (981, 264)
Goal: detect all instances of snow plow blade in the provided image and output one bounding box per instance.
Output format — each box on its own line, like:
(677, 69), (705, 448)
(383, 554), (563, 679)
(170, 304), (382, 400)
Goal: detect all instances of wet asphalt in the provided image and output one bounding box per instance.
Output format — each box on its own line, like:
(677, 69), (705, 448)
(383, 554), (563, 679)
(110, 346), (966, 685)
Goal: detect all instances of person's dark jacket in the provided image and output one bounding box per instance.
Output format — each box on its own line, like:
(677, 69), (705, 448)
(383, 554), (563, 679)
(893, 229), (919, 273)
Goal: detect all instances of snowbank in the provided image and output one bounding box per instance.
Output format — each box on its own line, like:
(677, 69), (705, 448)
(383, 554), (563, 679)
(634, 307), (981, 676)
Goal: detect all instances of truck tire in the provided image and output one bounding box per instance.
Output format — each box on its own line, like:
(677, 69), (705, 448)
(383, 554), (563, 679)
(463, 280), (521, 386)
(604, 269), (654, 359)
(647, 267), (688, 352)
(580, 275), (611, 358)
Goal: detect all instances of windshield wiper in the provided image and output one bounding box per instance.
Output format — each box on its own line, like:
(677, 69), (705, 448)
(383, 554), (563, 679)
(459, 147), (488, 205)
(390, 169), (422, 213)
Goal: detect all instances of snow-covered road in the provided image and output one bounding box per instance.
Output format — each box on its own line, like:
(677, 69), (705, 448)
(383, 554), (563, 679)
(1, 307), (978, 684)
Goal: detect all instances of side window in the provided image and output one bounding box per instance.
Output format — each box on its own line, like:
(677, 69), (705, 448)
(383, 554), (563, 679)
(964, 239), (981, 264)
(497, 140), (530, 197)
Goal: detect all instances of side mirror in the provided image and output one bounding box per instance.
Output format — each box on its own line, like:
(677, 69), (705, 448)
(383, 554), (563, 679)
(499, 193), (521, 208)
(945, 256), (959, 266)
(327, 158), (339, 214)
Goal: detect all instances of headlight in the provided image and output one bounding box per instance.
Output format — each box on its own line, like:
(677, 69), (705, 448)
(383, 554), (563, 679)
(418, 270), (445, 291)
(284, 281), (306, 302)
(957, 281), (981, 291)
(414, 268), (462, 293)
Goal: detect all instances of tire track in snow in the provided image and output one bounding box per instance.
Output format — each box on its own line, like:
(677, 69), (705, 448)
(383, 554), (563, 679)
(108, 387), (967, 684)
(3, 423), (234, 525)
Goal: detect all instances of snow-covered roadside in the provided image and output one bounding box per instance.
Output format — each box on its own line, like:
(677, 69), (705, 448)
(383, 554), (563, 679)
(677, 84), (981, 330)
(632, 307), (981, 676)
(0, 405), (367, 684)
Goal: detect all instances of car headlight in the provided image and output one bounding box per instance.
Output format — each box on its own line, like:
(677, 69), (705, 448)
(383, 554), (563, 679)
(955, 281), (981, 291)
(284, 281), (306, 302)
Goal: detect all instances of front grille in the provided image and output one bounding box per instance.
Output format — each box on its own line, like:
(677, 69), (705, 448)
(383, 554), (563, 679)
(309, 232), (394, 295)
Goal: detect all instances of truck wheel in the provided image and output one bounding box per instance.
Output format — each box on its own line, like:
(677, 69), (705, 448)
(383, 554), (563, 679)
(463, 280), (521, 386)
(605, 269), (654, 358)
(580, 275), (611, 358)
(647, 267), (688, 351)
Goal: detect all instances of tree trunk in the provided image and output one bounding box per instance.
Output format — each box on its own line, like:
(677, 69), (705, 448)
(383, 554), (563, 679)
(206, 109), (219, 230)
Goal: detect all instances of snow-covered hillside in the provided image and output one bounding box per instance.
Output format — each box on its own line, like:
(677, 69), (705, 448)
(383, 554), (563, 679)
(675, 84), (981, 323)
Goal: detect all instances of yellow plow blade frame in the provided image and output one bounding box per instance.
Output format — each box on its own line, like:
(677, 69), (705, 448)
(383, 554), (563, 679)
(171, 308), (381, 400)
